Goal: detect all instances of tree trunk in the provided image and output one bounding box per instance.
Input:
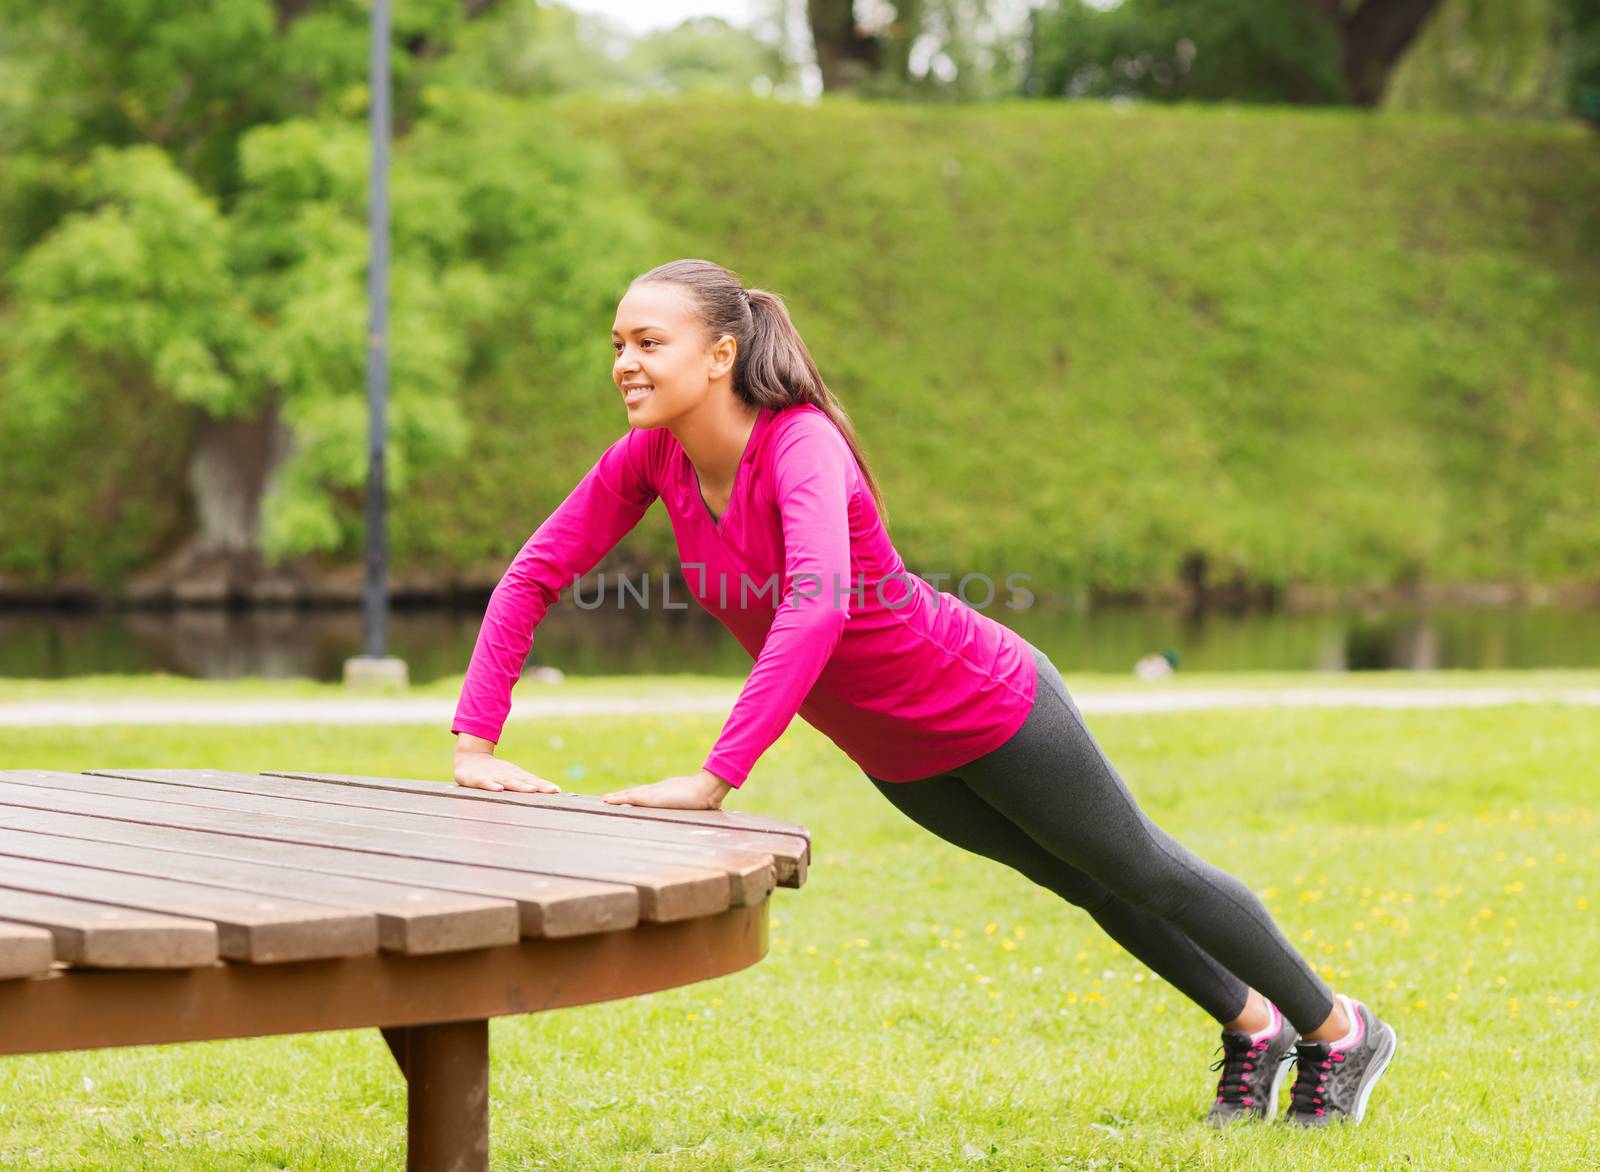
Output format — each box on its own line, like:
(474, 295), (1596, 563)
(807, 0), (884, 91)
(185, 407), (293, 558)
(1319, 0), (1444, 106)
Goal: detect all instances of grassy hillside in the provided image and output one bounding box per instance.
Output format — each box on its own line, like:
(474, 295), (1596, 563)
(532, 99), (1600, 599)
(6, 98), (1599, 599)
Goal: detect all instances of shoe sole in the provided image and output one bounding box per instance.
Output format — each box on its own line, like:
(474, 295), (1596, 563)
(1348, 1019), (1398, 1123)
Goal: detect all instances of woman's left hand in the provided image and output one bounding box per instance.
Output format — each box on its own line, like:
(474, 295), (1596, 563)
(603, 769), (732, 810)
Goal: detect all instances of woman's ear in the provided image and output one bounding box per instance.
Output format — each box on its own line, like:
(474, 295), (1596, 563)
(708, 333), (738, 380)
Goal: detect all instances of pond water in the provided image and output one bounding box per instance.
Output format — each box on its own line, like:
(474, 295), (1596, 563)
(4, 600), (1600, 681)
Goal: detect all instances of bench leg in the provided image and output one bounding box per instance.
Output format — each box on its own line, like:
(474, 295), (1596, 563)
(381, 1020), (489, 1172)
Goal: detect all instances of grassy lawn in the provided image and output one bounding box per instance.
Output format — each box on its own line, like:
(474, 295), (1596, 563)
(0, 687), (1595, 1168)
(2, 667), (1599, 703)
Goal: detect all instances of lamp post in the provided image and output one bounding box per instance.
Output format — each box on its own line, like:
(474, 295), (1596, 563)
(343, 0), (408, 690)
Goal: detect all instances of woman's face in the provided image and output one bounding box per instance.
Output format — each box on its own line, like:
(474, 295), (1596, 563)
(611, 282), (733, 427)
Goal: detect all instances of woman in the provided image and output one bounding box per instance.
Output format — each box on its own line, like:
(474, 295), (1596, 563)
(450, 259), (1397, 1127)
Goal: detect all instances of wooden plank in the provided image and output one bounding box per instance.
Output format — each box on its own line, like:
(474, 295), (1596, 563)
(110, 768), (806, 888)
(89, 769), (782, 904)
(0, 773), (732, 921)
(269, 769), (812, 851)
(0, 806), (635, 939)
(0, 891), (217, 969)
(0, 920), (54, 979)
(0, 854), (376, 964)
(0, 827), (517, 956)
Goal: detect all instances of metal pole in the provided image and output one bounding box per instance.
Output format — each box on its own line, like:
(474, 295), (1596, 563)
(363, 0), (391, 661)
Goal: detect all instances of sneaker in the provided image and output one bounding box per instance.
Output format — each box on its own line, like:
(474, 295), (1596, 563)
(1206, 1002), (1299, 1126)
(1283, 997), (1398, 1126)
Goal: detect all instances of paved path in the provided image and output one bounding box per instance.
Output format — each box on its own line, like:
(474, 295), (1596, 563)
(3, 687), (1599, 727)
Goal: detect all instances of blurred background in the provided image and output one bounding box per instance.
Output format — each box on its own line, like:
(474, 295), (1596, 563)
(2, 0), (1597, 680)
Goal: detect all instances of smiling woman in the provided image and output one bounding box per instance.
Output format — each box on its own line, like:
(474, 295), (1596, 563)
(446, 257), (1398, 1128)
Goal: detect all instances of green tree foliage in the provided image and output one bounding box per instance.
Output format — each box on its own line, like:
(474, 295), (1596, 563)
(622, 16), (794, 96)
(1026, 0), (1343, 104)
(0, 2), (652, 584)
(1386, 0), (1568, 118)
(806, 0), (1029, 100)
(1026, 0), (1453, 107)
(1564, 0), (1600, 125)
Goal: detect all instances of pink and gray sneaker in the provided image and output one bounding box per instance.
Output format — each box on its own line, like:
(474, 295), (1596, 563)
(1206, 1001), (1299, 1125)
(1283, 996), (1398, 1126)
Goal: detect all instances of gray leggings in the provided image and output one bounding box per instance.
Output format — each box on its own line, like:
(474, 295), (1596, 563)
(867, 642), (1334, 1032)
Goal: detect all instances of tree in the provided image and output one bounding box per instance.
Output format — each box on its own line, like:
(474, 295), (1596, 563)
(1311, 0), (1445, 106)
(1026, 0), (1442, 107)
(805, 0), (1027, 98)
(0, 2), (650, 591)
(1563, 0), (1600, 126)
(1385, 0), (1568, 120)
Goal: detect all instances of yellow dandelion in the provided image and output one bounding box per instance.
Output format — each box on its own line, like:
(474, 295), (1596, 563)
(985, 922), (997, 936)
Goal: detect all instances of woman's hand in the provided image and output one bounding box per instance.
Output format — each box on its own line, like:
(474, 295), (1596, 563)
(453, 735), (561, 793)
(603, 769), (732, 810)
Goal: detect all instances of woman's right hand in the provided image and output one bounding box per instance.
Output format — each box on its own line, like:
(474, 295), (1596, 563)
(452, 742), (562, 794)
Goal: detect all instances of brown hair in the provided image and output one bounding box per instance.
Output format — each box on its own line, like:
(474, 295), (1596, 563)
(629, 258), (889, 527)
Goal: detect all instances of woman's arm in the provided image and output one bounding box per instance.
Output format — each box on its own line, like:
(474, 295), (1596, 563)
(699, 414), (855, 788)
(592, 415), (857, 810)
(452, 432), (658, 750)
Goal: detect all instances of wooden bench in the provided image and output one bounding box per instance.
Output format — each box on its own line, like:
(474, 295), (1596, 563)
(0, 769), (810, 1170)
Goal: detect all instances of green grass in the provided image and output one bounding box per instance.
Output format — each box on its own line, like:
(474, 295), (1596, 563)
(6, 100), (1600, 597)
(0, 684), (1596, 1168)
(2, 667), (1599, 703)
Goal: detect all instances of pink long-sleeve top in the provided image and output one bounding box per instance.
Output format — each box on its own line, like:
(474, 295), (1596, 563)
(452, 403), (1039, 787)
